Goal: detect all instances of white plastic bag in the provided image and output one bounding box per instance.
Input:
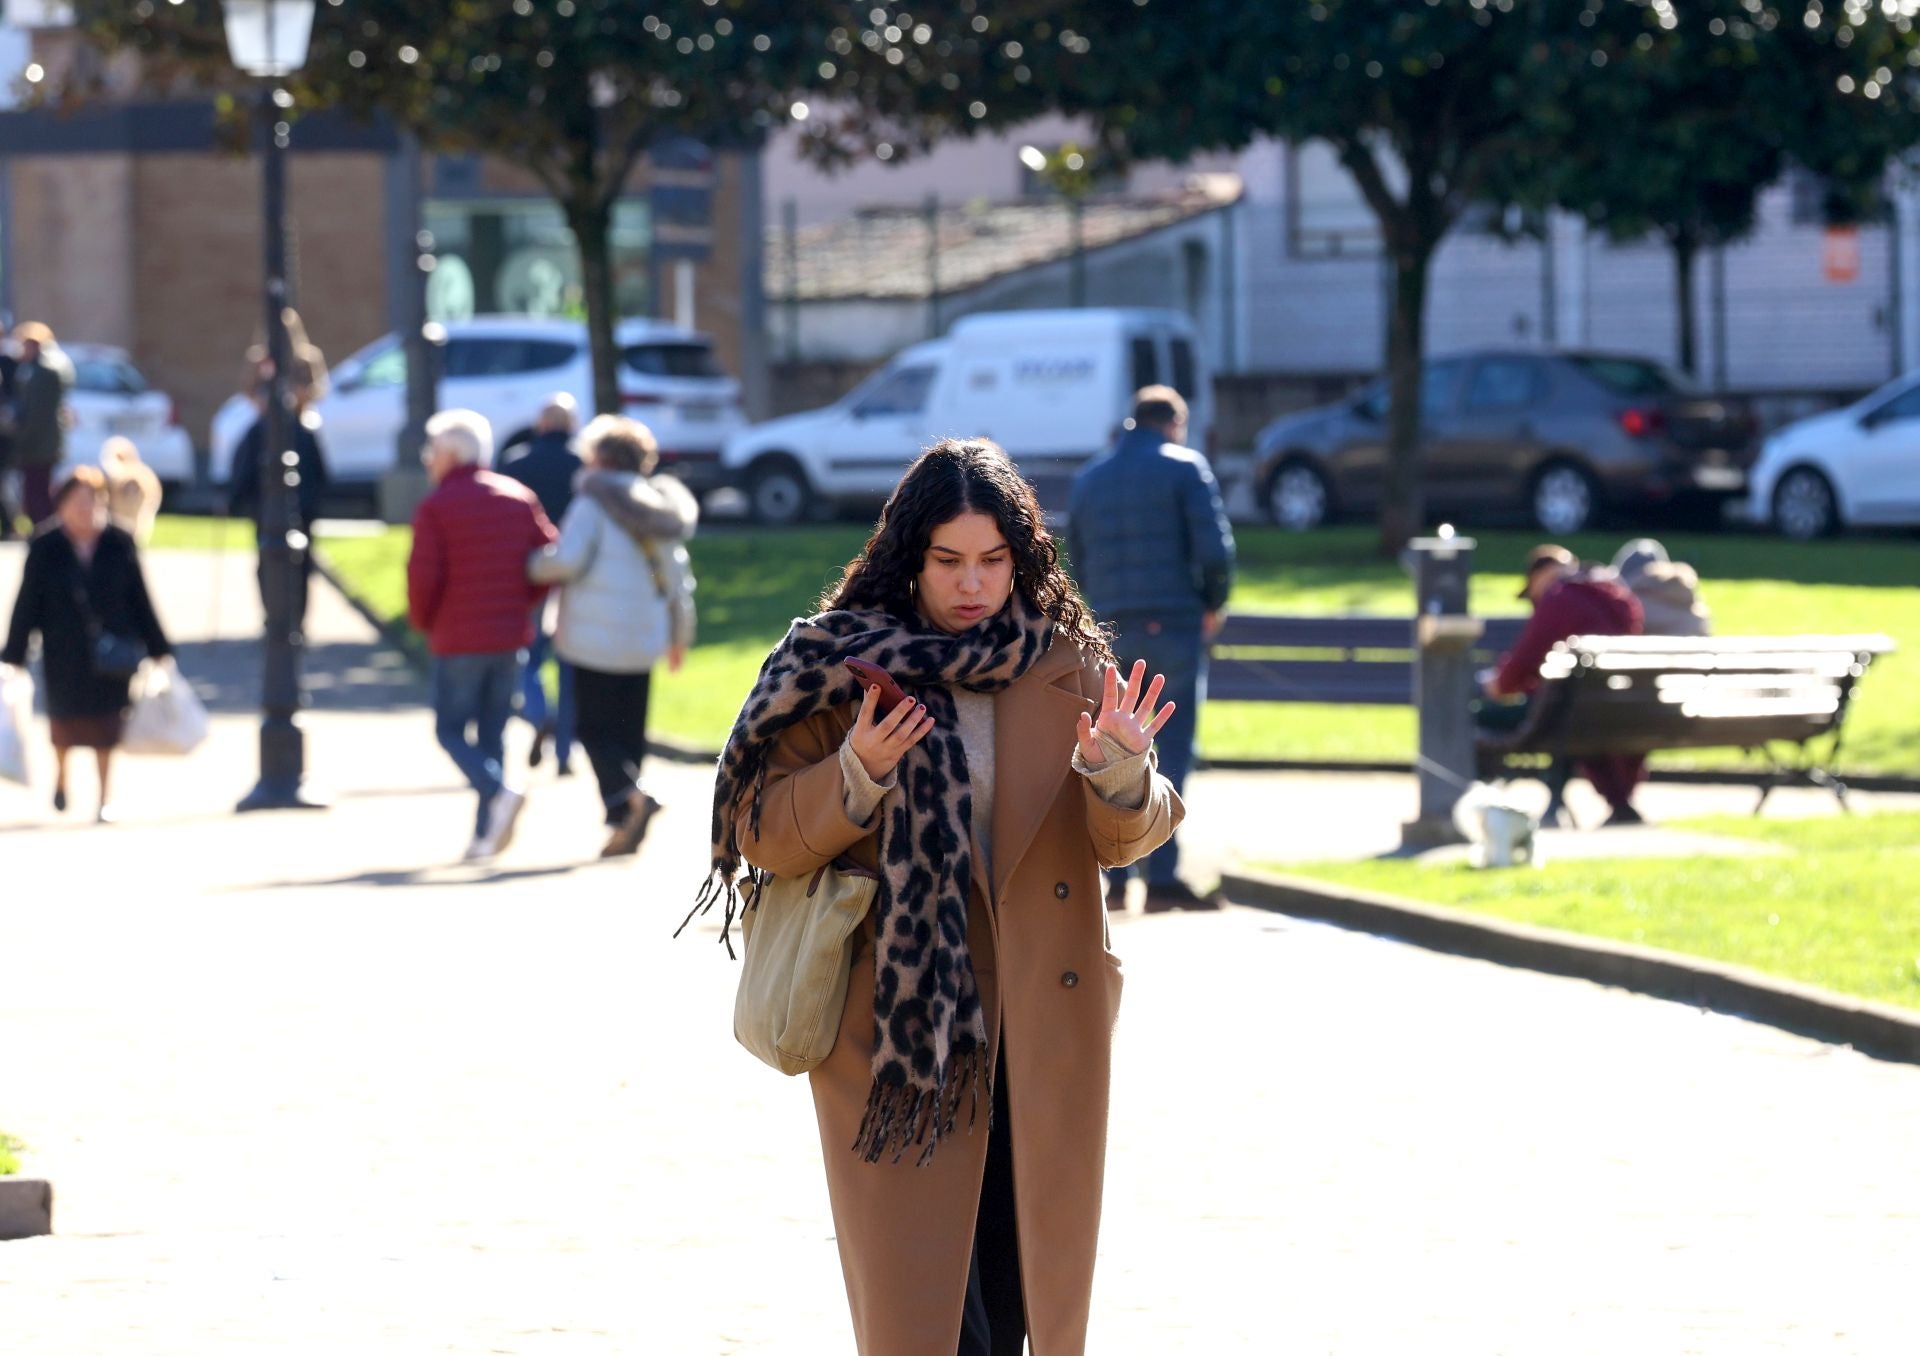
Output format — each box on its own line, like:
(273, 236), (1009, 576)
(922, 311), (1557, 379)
(122, 661), (209, 757)
(0, 666), (33, 785)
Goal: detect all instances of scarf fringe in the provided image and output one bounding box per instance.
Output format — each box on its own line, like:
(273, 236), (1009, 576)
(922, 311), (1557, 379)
(852, 1046), (987, 1166)
(674, 866), (759, 960)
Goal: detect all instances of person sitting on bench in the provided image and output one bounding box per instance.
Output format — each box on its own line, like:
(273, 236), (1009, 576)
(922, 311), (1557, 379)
(1480, 544), (1647, 827)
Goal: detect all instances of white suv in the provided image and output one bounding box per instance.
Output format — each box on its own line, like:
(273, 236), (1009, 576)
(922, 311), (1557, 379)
(209, 315), (745, 492)
(57, 344), (197, 484)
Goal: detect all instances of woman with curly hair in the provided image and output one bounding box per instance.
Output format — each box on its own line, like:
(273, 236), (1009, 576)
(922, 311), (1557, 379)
(695, 438), (1183, 1355)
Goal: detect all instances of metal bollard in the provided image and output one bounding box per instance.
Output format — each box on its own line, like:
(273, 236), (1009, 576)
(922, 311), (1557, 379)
(1402, 528), (1483, 848)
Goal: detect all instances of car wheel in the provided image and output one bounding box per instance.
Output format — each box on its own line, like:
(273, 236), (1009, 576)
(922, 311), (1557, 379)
(1531, 462), (1598, 535)
(1772, 466), (1838, 540)
(1264, 459), (1331, 531)
(747, 457), (814, 526)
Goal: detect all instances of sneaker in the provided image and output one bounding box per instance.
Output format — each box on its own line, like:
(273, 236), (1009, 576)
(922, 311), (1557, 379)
(1105, 880), (1129, 912)
(1601, 804), (1645, 829)
(600, 791), (663, 858)
(1143, 881), (1224, 914)
(461, 835), (496, 864)
(485, 787), (527, 855)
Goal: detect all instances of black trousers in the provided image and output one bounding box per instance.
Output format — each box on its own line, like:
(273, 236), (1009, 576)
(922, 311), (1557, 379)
(254, 550), (314, 638)
(958, 1047), (1025, 1355)
(572, 664), (652, 823)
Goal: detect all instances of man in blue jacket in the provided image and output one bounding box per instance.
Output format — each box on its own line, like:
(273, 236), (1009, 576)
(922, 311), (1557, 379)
(1069, 385), (1236, 912)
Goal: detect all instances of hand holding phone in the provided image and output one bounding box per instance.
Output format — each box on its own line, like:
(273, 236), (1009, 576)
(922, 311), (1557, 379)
(844, 657), (910, 717)
(844, 657), (934, 783)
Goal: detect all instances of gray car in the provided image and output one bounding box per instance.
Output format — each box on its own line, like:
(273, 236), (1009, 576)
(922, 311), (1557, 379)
(1251, 350), (1757, 534)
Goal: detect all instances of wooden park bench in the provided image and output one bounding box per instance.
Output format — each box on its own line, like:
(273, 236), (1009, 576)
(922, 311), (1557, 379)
(1475, 634), (1895, 820)
(1208, 613), (1526, 707)
(1208, 615), (1892, 823)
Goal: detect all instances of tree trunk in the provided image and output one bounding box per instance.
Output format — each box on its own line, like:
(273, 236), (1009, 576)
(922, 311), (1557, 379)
(569, 195), (621, 415)
(1671, 230), (1698, 378)
(1378, 240), (1435, 556)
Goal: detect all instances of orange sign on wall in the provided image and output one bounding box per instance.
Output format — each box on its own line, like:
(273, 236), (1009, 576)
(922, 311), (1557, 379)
(1824, 227), (1861, 284)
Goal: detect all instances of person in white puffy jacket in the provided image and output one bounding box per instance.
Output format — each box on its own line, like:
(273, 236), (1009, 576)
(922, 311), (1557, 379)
(529, 415), (697, 857)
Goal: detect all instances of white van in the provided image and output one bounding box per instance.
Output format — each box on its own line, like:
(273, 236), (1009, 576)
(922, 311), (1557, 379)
(724, 308), (1211, 523)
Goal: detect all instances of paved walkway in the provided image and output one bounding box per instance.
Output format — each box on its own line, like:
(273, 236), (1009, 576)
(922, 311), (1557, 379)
(3, 545), (1919, 1352)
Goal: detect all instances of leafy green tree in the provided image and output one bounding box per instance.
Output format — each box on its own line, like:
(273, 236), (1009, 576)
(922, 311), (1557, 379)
(1511, 0), (1920, 378)
(72, 1), (1058, 413)
(1046, 1), (1582, 550)
(1053, 0), (1920, 548)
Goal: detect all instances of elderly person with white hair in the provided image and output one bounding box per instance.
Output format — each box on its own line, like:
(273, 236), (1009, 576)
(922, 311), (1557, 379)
(407, 408), (558, 862)
(498, 392), (584, 774)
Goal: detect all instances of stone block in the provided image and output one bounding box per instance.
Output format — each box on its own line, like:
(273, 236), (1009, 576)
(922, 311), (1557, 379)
(0, 1178), (52, 1240)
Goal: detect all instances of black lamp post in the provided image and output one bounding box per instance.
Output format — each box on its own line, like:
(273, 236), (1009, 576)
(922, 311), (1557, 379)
(225, 0), (325, 813)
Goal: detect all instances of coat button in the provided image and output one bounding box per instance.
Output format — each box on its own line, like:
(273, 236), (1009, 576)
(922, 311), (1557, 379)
(1061, 970), (1079, 988)
(1054, 881), (1070, 899)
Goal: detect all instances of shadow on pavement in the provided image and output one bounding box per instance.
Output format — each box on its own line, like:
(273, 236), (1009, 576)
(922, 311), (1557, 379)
(233, 863), (588, 892)
(172, 637), (425, 713)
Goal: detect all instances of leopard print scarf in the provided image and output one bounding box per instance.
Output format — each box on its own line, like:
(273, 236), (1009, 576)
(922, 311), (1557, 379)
(687, 596), (1054, 1164)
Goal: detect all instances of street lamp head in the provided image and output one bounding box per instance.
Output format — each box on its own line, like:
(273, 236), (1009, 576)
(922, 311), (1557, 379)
(223, 0), (317, 78)
(1018, 145), (1048, 174)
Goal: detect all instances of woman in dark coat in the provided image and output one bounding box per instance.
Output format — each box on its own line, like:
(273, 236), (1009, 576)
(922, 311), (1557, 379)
(1, 466), (172, 821)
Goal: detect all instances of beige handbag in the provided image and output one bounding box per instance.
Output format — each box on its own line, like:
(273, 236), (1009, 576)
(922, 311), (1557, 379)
(733, 857), (880, 1076)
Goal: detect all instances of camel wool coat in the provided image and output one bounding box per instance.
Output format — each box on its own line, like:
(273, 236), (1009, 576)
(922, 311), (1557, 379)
(736, 638), (1183, 1355)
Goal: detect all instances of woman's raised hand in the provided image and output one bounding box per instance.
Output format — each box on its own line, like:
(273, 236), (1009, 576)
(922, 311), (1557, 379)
(849, 685), (935, 784)
(1076, 658), (1173, 769)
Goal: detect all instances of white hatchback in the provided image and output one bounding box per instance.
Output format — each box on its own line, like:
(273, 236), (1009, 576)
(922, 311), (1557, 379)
(56, 344), (197, 484)
(1749, 373), (1920, 537)
(208, 315), (745, 492)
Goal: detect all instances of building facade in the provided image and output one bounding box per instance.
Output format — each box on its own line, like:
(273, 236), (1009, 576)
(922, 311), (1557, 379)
(767, 123), (1920, 404)
(0, 10), (762, 458)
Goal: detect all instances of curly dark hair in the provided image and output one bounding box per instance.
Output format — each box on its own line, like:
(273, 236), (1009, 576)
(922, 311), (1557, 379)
(822, 438), (1113, 664)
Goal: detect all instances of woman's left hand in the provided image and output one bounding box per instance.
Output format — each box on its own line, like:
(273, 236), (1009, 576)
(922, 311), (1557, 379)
(1076, 658), (1173, 769)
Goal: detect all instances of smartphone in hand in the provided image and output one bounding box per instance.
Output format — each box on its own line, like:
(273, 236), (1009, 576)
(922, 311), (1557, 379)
(844, 657), (911, 717)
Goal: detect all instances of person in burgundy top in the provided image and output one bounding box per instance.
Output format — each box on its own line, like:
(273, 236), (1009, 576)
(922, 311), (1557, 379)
(408, 409), (558, 861)
(1483, 543), (1647, 825)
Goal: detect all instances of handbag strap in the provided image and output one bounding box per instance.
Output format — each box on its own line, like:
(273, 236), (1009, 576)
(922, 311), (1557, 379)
(803, 856), (881, 898)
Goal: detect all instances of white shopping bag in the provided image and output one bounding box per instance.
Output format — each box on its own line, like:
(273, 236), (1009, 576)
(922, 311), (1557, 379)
(0, 666), (32, 785)
(122, 661), (209, 757)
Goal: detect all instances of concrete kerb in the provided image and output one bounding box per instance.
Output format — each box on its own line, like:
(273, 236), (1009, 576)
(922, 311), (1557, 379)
(0, 1178), (53, 1240)
(1222, 868), (1920, 1066)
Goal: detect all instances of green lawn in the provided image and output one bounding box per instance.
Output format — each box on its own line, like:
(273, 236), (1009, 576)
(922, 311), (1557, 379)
(0, 1133), (20, 1176)
(1270, 811), (1920, 1011)
(146, 515), (258, 553)
(311, 520), (1920, 772)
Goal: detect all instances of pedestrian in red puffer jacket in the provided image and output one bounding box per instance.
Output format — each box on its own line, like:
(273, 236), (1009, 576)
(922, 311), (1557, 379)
(407, 408), (557, 862)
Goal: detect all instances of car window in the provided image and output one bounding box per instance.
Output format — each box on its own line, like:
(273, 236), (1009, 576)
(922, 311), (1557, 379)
(1868, 383), (1920, 424)
(1170, 338), (1197, 400)
(72, 358), (147, 395)
(1130, 337), (1158, 392)
(356, 344), (407, 389)
(852, 365), (936, 418)
(623, 342), (722, 379)
(444, 337), (577, 379)
(1466, 358), (1540, 412)
(1422, 361), (1468, 417)
(1568, 355), (1697, 397)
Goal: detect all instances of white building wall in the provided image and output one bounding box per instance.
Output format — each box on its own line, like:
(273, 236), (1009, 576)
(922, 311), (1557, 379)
(1240, 136), (1909, 395)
